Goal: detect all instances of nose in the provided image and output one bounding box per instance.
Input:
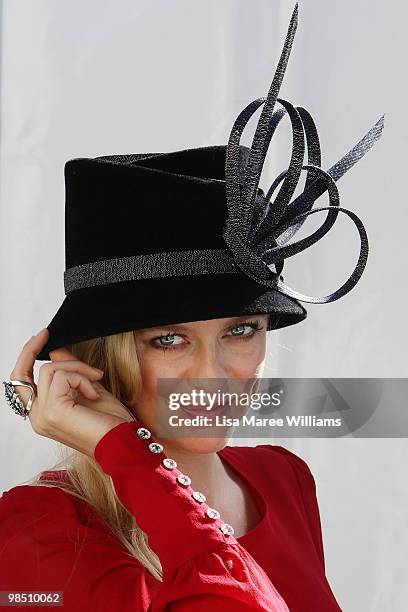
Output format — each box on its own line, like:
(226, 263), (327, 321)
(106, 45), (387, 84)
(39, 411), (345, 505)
(188, 340), (229, 380)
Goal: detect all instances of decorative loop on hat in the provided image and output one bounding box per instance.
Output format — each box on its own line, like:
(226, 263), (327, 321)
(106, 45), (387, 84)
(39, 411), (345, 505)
(222, 218), (278, 285)
(222, 2), (384, 304)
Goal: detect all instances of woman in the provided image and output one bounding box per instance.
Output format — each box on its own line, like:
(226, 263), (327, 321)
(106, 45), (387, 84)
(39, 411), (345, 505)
(1, 5), (383, 611)
(1, 318), (340, 611)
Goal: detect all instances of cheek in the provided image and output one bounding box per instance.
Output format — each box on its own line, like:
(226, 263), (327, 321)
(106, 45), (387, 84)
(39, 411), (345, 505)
(226, 336), (267, 374)
(132, 362), (159, 425)
(137, 355), (185, 406)
(140, 354), (184, 379)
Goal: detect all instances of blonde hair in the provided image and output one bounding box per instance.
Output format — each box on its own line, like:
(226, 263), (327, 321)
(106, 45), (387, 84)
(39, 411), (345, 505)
(26, 331), (163, 581)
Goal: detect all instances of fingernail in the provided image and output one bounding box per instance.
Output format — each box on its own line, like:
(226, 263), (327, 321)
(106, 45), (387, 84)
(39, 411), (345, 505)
(35, 328), (46, 336)
(94, 368), (104, 374)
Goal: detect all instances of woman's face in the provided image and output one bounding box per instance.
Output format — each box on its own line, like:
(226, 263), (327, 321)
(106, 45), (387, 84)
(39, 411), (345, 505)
(132, 314), (269, 454)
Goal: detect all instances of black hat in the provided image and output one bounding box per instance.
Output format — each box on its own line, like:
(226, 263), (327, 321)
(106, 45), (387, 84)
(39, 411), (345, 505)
(37, 4), (384, 361)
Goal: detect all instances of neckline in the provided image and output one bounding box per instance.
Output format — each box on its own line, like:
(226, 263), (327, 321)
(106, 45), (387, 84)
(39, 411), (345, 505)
(217, 445), (269, 543)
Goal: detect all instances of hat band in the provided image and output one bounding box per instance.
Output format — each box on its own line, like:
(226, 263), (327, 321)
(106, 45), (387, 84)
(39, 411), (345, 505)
(64, 248), (243, 294)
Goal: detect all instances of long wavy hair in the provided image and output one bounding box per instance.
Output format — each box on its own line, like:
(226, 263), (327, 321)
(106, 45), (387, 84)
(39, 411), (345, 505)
(25, 331), (163, 581)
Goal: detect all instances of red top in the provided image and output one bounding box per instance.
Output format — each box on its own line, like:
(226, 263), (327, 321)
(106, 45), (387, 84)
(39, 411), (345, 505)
(0, 419), (342, 611)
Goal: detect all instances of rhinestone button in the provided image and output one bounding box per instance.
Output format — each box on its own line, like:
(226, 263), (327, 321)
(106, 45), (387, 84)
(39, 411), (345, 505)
(177, 474), (192, 486)
(191, 491), (206, 503)
(136, 427), (151, 440)
(163, 458), (177, 470)
(220, 523), (234, 536)
(148, 442), (163, 454)
(206, 508), (221, 520)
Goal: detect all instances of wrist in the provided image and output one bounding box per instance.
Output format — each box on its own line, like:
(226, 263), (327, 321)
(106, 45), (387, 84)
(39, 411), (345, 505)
(91, 418), (132, 458)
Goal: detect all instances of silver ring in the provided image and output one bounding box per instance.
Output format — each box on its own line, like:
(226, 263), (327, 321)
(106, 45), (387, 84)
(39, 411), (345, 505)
(3, 379), (37, 420)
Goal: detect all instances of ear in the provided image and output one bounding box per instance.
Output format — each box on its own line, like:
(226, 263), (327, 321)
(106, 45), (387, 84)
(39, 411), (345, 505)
(49, 347), (77, 362)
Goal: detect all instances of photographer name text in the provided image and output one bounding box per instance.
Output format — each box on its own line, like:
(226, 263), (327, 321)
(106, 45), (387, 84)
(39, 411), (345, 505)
(166, 414), (342, 427)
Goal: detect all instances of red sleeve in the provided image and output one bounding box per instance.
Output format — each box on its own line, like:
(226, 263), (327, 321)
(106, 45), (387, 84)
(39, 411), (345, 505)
(0, 420), (290, 612)
(265, 445), (326, 571)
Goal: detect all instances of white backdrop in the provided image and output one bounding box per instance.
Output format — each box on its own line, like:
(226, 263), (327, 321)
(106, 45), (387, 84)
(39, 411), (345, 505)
(1, 1), (407, 610)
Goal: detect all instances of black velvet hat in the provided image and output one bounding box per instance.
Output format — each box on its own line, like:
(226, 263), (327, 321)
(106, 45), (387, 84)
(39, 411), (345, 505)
(37, 4), (384, 361)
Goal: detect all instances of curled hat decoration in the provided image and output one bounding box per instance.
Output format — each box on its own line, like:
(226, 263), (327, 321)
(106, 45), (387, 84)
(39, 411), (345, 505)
(223, 2), (384, 303)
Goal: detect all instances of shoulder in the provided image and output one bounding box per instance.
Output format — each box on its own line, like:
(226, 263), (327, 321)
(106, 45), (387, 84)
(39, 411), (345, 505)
(220, 443), (316, 490)
(221, 442), (313, 473)
(1, 477), (75, 514)
(0, 478), (80, 575)
(0, 473), (145, 595)
(256, 443), (314, 475)
(0, 472), (90, 539)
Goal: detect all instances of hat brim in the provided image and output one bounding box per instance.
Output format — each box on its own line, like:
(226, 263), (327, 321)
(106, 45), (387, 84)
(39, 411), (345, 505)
(36, 273), (307, 361)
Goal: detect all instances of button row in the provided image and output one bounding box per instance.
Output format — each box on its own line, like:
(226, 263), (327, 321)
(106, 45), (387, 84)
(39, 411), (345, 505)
(135, 426), (234, 537)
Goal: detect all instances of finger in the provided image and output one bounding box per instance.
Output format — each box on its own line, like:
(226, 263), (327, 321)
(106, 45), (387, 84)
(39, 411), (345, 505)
(9, 330), (50, 406)
(7, 381), (38, 417)
(91, 379), (109, 395)
(49, 370), (100, 405)
(37, 361), (103, 404)
(10, 329), (50, 382)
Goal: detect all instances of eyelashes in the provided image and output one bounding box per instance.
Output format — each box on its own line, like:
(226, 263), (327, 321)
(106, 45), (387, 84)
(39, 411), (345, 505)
(151, 319), (264, 353)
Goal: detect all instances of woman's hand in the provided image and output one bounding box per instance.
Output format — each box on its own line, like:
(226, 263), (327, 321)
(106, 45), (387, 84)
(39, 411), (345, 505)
(8, 329), (135, 458)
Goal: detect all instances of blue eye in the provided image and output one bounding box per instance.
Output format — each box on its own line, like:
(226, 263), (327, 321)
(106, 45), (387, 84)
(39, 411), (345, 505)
(151, 319), (264, 353)
(227, 320), (264, 341)
(228, 322), (261, 337)
(153, 333), (184, 351)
